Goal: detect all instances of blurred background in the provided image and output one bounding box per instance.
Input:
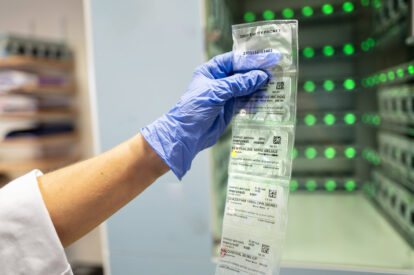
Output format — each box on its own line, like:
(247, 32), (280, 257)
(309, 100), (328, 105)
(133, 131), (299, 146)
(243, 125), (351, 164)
(0, 0), (413, 274)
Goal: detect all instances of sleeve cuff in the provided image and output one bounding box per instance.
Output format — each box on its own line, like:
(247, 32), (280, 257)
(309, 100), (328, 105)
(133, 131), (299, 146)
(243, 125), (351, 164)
(0, 170), (72, 274)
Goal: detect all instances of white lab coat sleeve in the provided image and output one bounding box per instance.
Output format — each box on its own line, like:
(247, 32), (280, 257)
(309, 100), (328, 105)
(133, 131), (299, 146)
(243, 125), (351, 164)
(0, 170), (73, 275)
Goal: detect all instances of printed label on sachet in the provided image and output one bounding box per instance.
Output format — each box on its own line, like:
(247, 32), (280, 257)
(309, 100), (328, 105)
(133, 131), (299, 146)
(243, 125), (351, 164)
(234, 77), (291, 123)
(215, 226), (284, 275)
(229, 127), (289, 177)
(223, 179), (284, 231)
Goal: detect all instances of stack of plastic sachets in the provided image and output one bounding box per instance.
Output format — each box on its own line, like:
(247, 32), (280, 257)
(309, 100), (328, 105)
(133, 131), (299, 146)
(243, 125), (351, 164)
(216, 20), (299, 275)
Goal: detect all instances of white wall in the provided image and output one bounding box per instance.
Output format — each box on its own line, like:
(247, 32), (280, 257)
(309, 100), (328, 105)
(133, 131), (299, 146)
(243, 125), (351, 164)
(86, 0), (215, 274)
(0, 0), (102, 265)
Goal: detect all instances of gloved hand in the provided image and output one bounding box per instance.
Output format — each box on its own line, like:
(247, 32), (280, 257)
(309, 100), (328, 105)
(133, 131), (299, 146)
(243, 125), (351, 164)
(141, 51), (280, 179)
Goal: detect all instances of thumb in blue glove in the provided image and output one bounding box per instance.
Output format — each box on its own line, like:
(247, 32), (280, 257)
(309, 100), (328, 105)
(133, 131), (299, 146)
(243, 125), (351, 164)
(141, 51), (280, 179)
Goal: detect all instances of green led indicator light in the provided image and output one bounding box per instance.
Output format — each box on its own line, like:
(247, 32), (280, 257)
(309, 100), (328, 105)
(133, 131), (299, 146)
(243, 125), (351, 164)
(373, 0), (382, 8)
(373, 75), (379, 84)
(407, 65), (414, 75)
(263, 10), (275, 20)
(379, 73), (387, 83)
(343, 44), (354, 55)
(305, 147), (317, 159)
(293, 148), (298, 159)
(361, 0), (370, 6)
(345, 147), (356, 158)
(372, 115), (381, 125)
(282, 8), (294, 19)
(367, 77), (374, 86)
(304, 81), (315, 92)
(343, 78), (355, 90)
(322, 4), (334, 15)
(361, 41), (369, 51)
(324, 147), (336, 159)
(302, 6), (314, 17)
(324, 113), (336, 125)
(345, 180), (356, 191)
(387, 71), (395, 80)
(367, 38), (375, 47)
(323, 80), (335, 91)
(325, 180), (336, 191)
(303, 47), (314, 58)
(343, 2), (354, 12)
(306, 180), (317, 191)
(396, 68), (404, 78)
(304, 114), (317, 126)
(244, 12), (256, 22)
(344, 113), (356, 125)
(290, 180), (298, 191)
(323, 45), (335, 57)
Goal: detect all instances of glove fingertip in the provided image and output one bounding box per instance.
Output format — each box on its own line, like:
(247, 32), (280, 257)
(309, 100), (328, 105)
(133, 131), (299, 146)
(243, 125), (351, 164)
(249, 70), (269, 90)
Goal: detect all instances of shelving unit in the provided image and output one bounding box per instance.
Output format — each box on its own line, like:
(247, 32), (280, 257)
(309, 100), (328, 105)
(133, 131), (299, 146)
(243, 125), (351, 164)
(0, 34), (79, 185)
(0, 109), (76, 119)
(0, 55), (74, 71)
(0, 156), (79, 174)
(0, 132), (78, 146)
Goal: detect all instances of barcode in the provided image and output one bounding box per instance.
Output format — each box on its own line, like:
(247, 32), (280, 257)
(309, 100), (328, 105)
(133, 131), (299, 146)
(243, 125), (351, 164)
(261, 244), (270, 254)
(273, 136), (281, 144)
(269, 189), (277, 198)
(276, 81), (285, 89)
(243, 48), (273, 56)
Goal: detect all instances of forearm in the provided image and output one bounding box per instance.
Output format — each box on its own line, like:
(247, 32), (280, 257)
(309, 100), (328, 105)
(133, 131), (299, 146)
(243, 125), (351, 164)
(37, 134), (169, 247)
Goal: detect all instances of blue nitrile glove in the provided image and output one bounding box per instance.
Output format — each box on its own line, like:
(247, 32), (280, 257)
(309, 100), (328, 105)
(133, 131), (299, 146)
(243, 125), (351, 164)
(141, 51), (280, 179)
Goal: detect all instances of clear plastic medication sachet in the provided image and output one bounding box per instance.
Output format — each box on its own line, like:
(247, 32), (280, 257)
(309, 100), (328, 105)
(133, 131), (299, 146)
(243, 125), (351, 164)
(216, 20), (298, 275)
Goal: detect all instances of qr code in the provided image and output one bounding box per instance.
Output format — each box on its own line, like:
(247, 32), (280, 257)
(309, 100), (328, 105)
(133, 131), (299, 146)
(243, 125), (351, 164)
(269, 189), (277, 198)
(261, 244), (270, 254)
(273, 136), (281, 144)
(276, 81), (284, 89)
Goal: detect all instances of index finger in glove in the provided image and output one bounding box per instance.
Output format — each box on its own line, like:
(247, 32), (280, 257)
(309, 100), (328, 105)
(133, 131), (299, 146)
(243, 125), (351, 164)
(233, 50), (282, 73)
(199, 50), (281, 80)
(214, 69), (269, 100)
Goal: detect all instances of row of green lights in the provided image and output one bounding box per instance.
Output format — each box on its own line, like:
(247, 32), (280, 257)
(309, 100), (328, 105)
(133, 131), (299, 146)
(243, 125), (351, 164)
(243, 2), (355, 22)
(303, 79), (356, 92)
(362, 149), (381, 165)
(362, 114), (381, 125)
(304, 40), (374, 59)
(290, 179), (356, 191)
(362, 65), (414, 87)
(303, 44), (354, 58)
(293, 146), (357, 159)
(303, 113), (357, 126)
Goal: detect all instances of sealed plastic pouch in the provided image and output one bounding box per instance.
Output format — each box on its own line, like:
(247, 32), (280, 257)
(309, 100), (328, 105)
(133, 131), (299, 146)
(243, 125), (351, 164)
(233, 73), (297, 124)
(216, 174), (290, 275)
(216, 226), (286, 275)
(232, 20), (298, 125)
(232, 20), (298, 72)
(229, 124), (295, 180)
(222, 174), (290, 233)
(215, 20), (298, 275)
